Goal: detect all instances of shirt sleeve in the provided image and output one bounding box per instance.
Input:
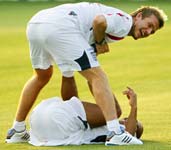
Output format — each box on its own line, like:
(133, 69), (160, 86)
(103, 13), (132, 37)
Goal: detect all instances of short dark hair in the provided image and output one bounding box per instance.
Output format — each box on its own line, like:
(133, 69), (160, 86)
(136, 121), (144, 139)
(131, 6), (167, 29)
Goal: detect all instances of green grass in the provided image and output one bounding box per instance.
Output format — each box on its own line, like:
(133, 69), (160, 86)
(0, 1), (171, 150)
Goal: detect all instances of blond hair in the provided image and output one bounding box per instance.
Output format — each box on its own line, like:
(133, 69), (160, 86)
(131, 6), (168, 28)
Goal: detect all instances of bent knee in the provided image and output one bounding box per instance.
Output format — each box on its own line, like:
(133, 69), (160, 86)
(117, 109), (122, 118)
(35, 67), (53, 84)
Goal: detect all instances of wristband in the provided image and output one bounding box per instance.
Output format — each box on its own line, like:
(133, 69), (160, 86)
(95, 38), (106, 45)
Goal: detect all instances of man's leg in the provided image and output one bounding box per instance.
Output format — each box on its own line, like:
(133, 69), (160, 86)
(82, 101), (106, 128)
(16, 66), (53, 121)
(87, 81), (122, 118)
(79, 67), (119, 127)
(6, 66), (53, 143)
(61, 76), (78, 100)
(79, 67), (142, 145)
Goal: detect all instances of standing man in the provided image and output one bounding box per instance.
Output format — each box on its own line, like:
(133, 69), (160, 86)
(6, 2), (167, 145)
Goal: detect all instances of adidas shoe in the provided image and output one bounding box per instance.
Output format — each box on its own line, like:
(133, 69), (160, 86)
(105, 131), (143, 146)
(5, 128), (30, 143)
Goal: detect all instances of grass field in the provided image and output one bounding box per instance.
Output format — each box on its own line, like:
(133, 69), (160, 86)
(0, 0), (171, 150)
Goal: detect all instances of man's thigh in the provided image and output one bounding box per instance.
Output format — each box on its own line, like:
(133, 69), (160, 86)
(27, 23), (54, 69)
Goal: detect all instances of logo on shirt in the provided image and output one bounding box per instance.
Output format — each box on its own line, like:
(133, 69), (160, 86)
(87, 47), (97, 61)
(68, 11), (77, 16)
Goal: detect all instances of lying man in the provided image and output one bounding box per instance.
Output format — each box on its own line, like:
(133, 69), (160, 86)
(29, 87), (143, 146)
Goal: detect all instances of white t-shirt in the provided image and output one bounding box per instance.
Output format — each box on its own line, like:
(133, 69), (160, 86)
(29, 97), (109, 146)
(29, 2), (132, 43)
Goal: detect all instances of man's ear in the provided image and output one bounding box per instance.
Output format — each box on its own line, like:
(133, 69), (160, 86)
(135, 12), (142, 20)
(119, 117), (128, 125)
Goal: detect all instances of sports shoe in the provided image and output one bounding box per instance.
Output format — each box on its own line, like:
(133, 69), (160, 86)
(105, 131), (143, 146)
(5, 128), (30, 143)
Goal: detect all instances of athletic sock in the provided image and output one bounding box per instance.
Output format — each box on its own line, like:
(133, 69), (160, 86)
(107, 119), (122, 134)
(12, 121), (26, 132)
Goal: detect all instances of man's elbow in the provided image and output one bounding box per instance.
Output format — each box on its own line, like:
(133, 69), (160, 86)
(93, 15), (107, 29)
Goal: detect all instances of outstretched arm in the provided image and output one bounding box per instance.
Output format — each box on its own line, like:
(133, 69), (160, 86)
(122, 87), (138, 135)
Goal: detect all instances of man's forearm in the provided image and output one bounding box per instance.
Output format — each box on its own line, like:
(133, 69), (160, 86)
(125, 106), (137, 135)
(93, 15), (107, 43)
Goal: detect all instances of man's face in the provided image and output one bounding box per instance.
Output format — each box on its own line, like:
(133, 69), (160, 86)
(131, 13), (159, 40)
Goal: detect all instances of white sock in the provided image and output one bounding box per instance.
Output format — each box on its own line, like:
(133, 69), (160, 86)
(12, 121), (26, 132)
(107, 119), (122, 134)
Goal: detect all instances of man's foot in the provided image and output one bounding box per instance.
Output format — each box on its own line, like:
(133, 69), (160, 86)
(5, 128), (30, 143)
(105, 131), (143, 146)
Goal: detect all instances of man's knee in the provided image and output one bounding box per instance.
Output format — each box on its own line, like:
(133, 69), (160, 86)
(79, 67), (107, 84)
(35, 66), (53, 85)
(117, 108), (122, 118)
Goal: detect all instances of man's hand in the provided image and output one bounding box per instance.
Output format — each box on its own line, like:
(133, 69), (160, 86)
(123, 87), (137, 108)
(95, 43), (110, 55)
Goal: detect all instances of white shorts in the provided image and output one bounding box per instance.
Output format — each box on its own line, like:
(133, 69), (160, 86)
(26, 16), (99, 74)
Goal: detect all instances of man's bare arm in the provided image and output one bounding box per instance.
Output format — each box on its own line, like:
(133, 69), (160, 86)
(93, 15), (109, 55)
(122, 87), (137, 135)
